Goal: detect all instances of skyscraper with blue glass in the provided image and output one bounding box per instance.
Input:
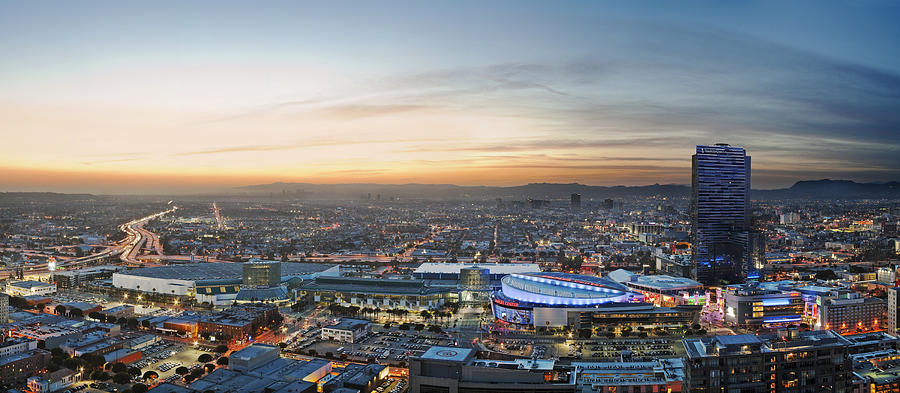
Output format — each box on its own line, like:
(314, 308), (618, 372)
(692, 144), (751, 285)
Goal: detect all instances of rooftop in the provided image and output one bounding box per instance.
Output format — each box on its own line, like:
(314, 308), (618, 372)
(419, 346), (473, 363)
(115, 262), (335, 281)
(8, 280), (54, 289)
(414, 262), (541, 275)
(326, 318), (369, 331)
(231, 343), (279, 362)
(302, 276), (453, 295)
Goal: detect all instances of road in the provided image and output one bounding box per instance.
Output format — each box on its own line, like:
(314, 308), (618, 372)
(0, 207), (177, 277)
(119, 207), (178, 265)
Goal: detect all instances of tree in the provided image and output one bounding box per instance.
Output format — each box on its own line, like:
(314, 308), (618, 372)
(198, 353), (213, 363)
(216, 356), (229, 366)
(37, 340), (46, 349)
(141, 320), (151, 329)
(214, 344), (229, 353)
(128, 366), (142, 377)
(204, 363), (216, 373)
(111, 362), (127, 373)
(55, 305), (67, 316)
(127, 318), (139, 330)
(142, 371), (158, 380)
(132, 384), (148, 393)
(113, 372), (132, 384)
(70, 308), (83, 318)
(816, 269), (839, 281)
(190, 368), (203, 378)
(91, 371), (110, 381)
(175, 366), (189, 375)
(89, 311), (104, 320)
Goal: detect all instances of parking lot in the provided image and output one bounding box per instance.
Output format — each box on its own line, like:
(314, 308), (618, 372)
(374, 376), (408, 393)
(134, 341), (216, 381)
(566, 338), (684, 360)
(304, 328), (456, 365)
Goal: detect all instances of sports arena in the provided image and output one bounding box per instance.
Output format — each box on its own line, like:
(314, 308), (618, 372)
(491, 272), (699, 329)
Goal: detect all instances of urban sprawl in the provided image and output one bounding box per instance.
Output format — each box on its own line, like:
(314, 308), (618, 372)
(2, 145), (900, 393)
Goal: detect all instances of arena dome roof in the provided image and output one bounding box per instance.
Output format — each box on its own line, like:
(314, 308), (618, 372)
(498, 272), (643, 307)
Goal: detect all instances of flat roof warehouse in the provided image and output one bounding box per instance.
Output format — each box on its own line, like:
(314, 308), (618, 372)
(116, 262), (337, 281)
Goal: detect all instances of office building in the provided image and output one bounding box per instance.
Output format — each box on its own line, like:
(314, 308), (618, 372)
(780, 212), (800, 225)
(683, 329), (852, 393)
(1, 292), (8, 324)
(570, 193), (581, 208)
(889, 287), (900, 335)
(691, 144), (751, 285)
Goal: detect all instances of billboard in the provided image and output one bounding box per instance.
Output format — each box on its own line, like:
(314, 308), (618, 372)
(493, 302), (533, 325)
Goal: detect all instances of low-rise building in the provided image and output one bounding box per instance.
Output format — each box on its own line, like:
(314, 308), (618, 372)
(321, 319), (369, 343)
(0, 348), (50, 384)
(27, 368), (81, 393)
(5, 281), (57, 297)
(197, 303), (279, 343)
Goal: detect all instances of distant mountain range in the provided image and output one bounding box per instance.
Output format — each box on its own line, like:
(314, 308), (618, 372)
(236, 179), (900, 200)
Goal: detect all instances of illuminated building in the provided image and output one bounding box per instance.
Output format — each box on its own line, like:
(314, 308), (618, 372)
(691, 144), (751, 285)
(607, 269), (705, 307)
(889, 287), (900, 335)
(719, 284), (804, 328)
(490, 273), (699, 329)
(457, 266), (491, 305)
(0, 348), (49, 384)
(4, 280), (57, 297)
(683, 329), (852, 393)
(817, 291), (886, 334)
(409, 346), (571, 393)
(242, 260), (282, 287)
(321, 318), (369, 343)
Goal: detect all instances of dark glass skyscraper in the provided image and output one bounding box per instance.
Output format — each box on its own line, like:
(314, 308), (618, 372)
(692, 144), (751, 285)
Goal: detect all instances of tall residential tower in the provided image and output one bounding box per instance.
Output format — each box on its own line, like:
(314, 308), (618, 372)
(692, 144), (751, 285)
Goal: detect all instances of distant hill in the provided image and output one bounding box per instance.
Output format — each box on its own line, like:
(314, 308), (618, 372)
(238, 179), (899, 201)
(235, 181), (690, 200)
(752, 179), (900, 200)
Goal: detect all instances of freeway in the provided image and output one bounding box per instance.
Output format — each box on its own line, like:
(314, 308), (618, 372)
(119, 207), (178, 265)
(0, 207), (177, 277)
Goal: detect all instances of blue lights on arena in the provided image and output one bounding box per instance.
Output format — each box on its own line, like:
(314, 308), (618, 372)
(762, 316), (801, 324)
(494, 272), (643, 309)
(760, 298), (790, 306)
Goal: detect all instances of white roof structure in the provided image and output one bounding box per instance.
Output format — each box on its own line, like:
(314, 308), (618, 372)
(414, 262), (540, 275)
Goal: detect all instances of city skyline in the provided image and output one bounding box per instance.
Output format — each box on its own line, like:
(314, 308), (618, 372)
(3, 1), (900, 194)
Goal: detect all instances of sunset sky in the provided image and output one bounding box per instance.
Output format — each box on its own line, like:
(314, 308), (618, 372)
(2, 1), (899, 194)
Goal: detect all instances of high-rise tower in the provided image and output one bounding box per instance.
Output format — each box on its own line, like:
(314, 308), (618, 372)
(692, 144), (751, 285)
